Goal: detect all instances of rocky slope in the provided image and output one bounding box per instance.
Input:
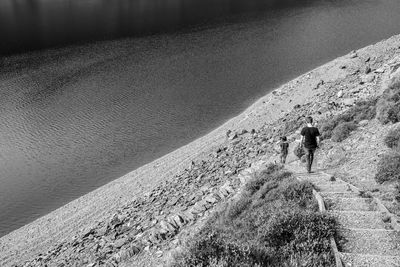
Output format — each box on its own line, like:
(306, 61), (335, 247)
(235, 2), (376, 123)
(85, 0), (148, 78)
(1, 35), (400, 266)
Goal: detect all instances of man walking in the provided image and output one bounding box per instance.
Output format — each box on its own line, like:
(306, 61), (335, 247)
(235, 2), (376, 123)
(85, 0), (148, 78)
(300, 116), (320, 173)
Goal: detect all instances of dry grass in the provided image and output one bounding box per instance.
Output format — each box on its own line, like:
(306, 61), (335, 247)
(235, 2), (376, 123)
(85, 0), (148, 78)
(320, 98), (377, 141)
(172, 165), (338, 267)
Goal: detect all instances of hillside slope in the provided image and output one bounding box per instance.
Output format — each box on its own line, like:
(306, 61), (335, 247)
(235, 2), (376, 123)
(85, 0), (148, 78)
(1, 35), (400, 266)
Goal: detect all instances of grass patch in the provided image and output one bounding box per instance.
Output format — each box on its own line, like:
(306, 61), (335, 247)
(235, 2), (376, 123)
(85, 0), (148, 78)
(172, 165), (338, 267)
(375, 151), (400, 184)
(376, 99), (400, 124)
(331, 122), (358, 142)
(376, 71), (400, 124)
(395, 184), (400, 203)
(384, 125), (400, 149)
(320, 98), (376, 141)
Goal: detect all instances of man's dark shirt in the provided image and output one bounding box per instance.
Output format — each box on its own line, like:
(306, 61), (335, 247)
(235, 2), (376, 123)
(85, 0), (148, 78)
(301, 126), (320, 149)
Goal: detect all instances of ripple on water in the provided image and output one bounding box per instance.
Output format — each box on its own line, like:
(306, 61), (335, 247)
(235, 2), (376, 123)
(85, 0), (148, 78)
(1, 0), (400, 238)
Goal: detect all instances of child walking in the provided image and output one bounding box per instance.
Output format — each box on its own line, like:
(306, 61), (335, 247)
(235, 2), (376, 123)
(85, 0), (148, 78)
(279, 136), (289, 164)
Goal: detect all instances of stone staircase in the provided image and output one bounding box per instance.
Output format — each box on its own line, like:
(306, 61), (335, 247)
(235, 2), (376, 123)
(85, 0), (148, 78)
(287, 163), (400, 267)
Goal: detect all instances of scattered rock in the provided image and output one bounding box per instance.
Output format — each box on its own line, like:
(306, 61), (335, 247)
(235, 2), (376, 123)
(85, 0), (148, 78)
(360, 74), (375, 84)
(349, 51), (358, 58)
(168, 215), (186, 228)
(382, 214), (391, 223)
(294, 104), (301, 109)
(155, 250), (163, 258)
(113, 237), (128, 249)
(374, 68), (385, 73)
(228, 133), (238, 140)
(314, 80), (324, 90)
(342, 98), (356, 106)
(240, 129), (248, 135)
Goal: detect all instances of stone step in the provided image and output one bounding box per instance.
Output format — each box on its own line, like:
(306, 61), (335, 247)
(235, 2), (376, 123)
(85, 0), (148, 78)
(339, 228), (400, 256)
(316, 183), (355, 193)
(297, 176), (347, 186)
(341, 252), (400, 267)
(296, 175), (332, 183)
(296, 172), (327, 178)
(325, 197), (376, 212)
(320, 192), (361, 199)
(330, 211), (388, 229)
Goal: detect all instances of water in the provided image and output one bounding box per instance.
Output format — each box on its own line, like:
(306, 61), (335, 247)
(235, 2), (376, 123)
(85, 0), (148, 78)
(0, 0), (400, 237)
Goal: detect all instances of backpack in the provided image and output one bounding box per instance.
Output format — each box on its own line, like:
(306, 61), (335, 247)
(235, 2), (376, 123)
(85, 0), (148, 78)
(294, 143), (305, 159)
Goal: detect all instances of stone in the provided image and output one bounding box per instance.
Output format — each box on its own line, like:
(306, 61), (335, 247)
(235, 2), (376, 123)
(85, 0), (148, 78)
(314, 79), (324, 90)
(228, 133), (238, 140)
(183, 210), (195, 221)
(109, 214), (126, 229)
(167, 197), (179, 206)
(105, 261), (117, 267)
(218, 187), (230, 198)
(96, 226), (108, 236)
(168, 214), (185, 228)
(119, 249), (130, 261)
(159, 221), (175, 232)
(81, 227), (96, 238)
(204, 194), (218, 204)
(337, 90), (343, 98)
(365, 66), (371, 74)
(231, 139), (241, 146)
(382, 214), (391, 223)
(349, 51), (358, 58)
(358, 120), (369, 126)
(238, 173), (252, 185)
(361, 74), (375, 84)
(224, 169), (233, 175)
(342, 98), (355, 106)
(190, 201), (207, 214)
(113, 237), (127, 248)
(129, 244), (141, 256)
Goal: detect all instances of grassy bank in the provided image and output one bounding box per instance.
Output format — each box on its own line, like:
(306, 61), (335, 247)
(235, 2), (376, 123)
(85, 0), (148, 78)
(172, 165), (338, 267)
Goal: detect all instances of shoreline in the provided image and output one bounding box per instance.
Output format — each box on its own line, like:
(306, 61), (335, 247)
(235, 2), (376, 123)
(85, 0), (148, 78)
(1, 34), (400, 265)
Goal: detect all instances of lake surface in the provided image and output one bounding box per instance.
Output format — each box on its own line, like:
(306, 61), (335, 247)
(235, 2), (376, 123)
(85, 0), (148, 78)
(1, 0), (400, 237)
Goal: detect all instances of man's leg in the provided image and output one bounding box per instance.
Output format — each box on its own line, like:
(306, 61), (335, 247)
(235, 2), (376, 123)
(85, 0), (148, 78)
(282, 153), (287, 164)
(309, 148), (316, 171)
(303, 147), (311, 172)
